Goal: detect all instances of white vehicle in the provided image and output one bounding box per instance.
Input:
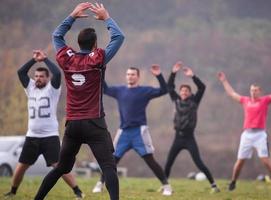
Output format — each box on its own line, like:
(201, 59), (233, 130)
(0, 136), (51, 176)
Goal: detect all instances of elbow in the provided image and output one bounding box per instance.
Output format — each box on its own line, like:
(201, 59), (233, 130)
(17, 68), (23, 77)
(117, 33), (125, 44)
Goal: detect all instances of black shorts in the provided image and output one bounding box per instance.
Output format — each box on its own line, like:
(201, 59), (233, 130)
(19, 136), (60, 166)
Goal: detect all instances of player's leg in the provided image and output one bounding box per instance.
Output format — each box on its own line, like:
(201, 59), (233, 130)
(229, 159), (246, 190)
(186, 137), (219, 193)
(164, 136), (183, 178)
(4, 137), (39, 197)
(133, 126), (172, 196)
(254, 130), (271, 172)
(93, 128), (130, 193)
(42, 136), (84, 199)
(93, 156), (121, 193)
(229, 131), (253, 191)
(34, 121), (82, 200)
(84, 119), (119, 200)
(4, 163), (30, 197)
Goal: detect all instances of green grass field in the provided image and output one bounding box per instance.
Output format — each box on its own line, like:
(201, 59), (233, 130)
(1, 177), (271, 200)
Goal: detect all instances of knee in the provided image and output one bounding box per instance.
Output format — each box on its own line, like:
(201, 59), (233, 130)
(54, 163), (73, 174)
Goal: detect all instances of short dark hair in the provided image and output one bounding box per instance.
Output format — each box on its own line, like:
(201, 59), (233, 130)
(36, 67), (49, 77)
(78, 28), (97, 50)
(128, 67), (140, 76)
(179, 84), (191, 92)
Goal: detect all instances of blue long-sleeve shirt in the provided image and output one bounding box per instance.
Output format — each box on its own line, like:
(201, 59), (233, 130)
(104, 74), (168, 129)
(52, 16), (124, 64)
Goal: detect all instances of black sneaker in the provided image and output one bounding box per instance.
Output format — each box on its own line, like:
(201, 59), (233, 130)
(74, 191), (85, 200)
(228, 181), (236, 191)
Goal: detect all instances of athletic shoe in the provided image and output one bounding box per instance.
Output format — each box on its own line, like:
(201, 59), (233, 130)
(4, 192), (15, 199)
(92, 181), (104, 193)
(161, 184), (173, 196)
(210, 187), (220, 194)
(265, 175), (271, 183)
(228, 181), (236, 191)
(75, 191), (85, 200)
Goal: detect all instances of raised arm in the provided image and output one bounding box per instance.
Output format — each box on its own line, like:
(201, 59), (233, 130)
(89, 3), (124, 64)
(52, 2), (92, 51)
(103, 81), (119, 98)
(217, 72), (241, 102)
(167, 61), (183, 101)
(146, 64), (168, 98)
(17, 58), (36, 88)
(183, 66), (206, 103)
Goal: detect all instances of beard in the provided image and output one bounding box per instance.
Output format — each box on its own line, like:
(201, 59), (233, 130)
(35, 81), (46, 88)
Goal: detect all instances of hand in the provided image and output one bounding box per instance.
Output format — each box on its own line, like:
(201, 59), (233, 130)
(70, 2), (92, 18)
(150, 64), (161, 76)
(183, 66), (194, 77)
(217, 72), (226, 82)
(89, 3), (110, 20)
(33, 50), (47, 62)
(172, 61), (183, 73)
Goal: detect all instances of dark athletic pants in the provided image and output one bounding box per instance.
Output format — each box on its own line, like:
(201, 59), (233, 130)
(101, 154), (168, 185)
(165, 132), (215, 185)
(34, 119), (119, 200)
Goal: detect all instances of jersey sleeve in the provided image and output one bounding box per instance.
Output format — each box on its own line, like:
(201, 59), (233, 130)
(263, 95), (271, 104)
(239, 96), (247, 104)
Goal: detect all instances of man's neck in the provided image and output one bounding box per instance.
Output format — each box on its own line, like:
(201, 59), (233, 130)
(127, 83), (139, 88)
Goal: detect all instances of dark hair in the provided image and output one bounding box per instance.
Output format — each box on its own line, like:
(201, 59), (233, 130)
(128, 67), (140, 76)
(78, 28), (97, 50)
(179, 84), (191, 92)
(36, 67), (49, 77)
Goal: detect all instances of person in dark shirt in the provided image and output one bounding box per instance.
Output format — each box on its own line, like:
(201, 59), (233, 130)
(164, 61), (219, 193)
(34, 2), (124, 200)
(92, 65), (173, 196)
(4, 50), (84, 199)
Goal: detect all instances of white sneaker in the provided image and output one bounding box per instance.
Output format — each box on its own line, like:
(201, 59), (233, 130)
(92, 181), (104, 193)
(161, 184), (173, 196)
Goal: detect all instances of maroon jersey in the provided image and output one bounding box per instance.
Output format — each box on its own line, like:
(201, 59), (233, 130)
(56, 46), (106, 120)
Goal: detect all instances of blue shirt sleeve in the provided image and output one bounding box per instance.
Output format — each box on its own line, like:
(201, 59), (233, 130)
(52, 16), (75, 52)
(104, 18), (125, 64)
(104, 81), (120, 98)
(146, 74), (168, 99)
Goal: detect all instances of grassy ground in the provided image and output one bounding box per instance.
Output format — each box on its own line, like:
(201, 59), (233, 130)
(1, 177), (271, 200)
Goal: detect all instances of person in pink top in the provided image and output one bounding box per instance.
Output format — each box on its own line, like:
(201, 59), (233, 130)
(218, 72), (271, 191)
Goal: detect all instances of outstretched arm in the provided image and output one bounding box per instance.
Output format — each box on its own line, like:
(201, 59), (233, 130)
(103, 81), (119, 98)
(167, 61), (183, 101)
(52, 2), (92, 51)
(217, 72), (241, 102)
(88, 3), (124, 64)
(183, 66), (206, 103)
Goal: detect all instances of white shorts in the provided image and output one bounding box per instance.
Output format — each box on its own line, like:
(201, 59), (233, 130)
(237, 129), (269, 159)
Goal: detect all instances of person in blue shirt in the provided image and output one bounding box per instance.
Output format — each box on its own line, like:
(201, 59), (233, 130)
(92, 65), (173, 196)
(34, 3), (124, 200)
